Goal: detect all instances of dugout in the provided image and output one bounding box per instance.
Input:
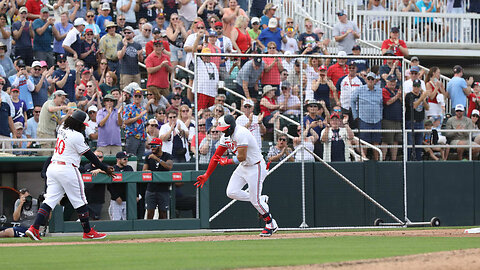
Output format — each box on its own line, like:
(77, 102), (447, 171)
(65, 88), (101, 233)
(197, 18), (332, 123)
(0, 157), (479, 232)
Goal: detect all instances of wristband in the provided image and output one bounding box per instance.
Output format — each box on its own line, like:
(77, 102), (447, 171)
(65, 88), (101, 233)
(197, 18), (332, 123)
(232, 156), (239, 164)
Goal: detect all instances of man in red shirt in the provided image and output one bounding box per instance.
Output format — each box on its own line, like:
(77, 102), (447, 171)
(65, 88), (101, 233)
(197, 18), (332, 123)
(145, 28), (170, 57)
(25, 0), (43, 21)
(381, 27), (409, 65)
(145, 40), (173, 100)
(327, 50), (348, 86)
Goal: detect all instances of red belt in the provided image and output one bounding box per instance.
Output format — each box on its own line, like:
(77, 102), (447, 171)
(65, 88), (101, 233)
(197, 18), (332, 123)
(51, 161), (77, 167)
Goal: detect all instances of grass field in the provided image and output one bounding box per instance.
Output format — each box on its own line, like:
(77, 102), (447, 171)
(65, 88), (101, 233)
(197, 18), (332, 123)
(1, 229), (480, 270)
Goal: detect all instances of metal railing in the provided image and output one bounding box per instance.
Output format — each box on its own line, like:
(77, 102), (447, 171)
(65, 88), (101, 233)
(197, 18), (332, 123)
(357, 10), (480, 45)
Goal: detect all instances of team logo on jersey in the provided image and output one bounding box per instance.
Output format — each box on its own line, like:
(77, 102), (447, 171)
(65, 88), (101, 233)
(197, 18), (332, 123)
(225, 141), (238, 154)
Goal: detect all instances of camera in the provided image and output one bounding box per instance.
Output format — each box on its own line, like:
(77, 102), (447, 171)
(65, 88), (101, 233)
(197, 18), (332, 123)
(208, 72), (215, 80)
(23, 195), (33, 210)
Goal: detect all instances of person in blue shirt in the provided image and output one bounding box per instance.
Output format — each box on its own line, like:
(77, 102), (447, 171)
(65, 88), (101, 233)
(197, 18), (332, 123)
(446, 65), (473, 114)
(260, 3), (277, 29)
(258, 18), (286, 52)
(52, 54), (77, 102)
(96, 3), (113, 38)
(351, 72), (383, 160)
(303, 99), (328, 160)
(32, 7), (59, 67)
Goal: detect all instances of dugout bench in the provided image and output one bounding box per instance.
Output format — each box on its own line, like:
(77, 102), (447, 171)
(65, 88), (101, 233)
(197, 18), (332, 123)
(49, 170), (208, 233)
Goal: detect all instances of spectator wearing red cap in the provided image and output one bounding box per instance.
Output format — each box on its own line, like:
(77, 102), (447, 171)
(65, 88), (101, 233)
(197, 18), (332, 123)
(222, 0), (247, 39)
(145, 39), (173, 100)
(79, 28), (98, 70)
(213, 21), (233, 79)
(146, 28), (171, 57)
(321, 112), (354, 162)
(143, 137), (173, 219)
(311, 65), (336, 109)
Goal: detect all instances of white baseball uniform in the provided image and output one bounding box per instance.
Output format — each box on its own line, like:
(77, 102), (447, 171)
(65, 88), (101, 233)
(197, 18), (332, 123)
(44, 126), (90, 209)
(220, 126), (270, 215)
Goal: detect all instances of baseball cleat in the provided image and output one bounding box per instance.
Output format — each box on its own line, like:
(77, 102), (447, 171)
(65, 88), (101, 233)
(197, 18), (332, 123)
(259, 227), (278, 237)
(83, 228), (107, 240)
(26, 225), (42, 241)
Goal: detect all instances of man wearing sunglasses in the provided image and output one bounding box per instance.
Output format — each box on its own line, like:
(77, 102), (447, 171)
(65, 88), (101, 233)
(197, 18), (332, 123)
(351, 72), (383, 160)
(143, 138), (173, 219)
(117, 26), (143, 90)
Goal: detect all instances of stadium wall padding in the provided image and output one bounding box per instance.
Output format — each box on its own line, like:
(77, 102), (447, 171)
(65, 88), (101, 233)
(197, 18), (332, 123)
(1, 157), (479, 231)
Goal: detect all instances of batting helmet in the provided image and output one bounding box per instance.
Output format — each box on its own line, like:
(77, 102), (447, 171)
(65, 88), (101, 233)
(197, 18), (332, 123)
(71, 110), (87, 123)
(216, 114), (236, 137)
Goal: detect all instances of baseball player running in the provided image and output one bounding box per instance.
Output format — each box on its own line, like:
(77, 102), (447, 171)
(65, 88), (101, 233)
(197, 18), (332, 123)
(195, 115), (278, 236)
(26, 110), (115, 241)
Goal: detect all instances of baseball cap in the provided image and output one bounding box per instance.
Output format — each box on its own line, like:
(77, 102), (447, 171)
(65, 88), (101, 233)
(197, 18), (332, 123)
(19, 6), (28, 13)
(268, 18), (277, 28)
(196, 21), (205, 27)
(336, 9), (347, 16)
(366, 72), (376, 79)
(352, 45), (361, 51)
(57, 54), (66, 61)
(40, 61), (48, 67)
(17, 59), (25, 67)
(410, 66), (420, 72)
(318, 65), (327, 71)
(116, 151), (128, 159)
(157, 12), (165, 18)
(87, 105), (98, 112)
(11, 88), (19, 92)
(149, 137), (163, 146)
(133, 89), (143, 96)
(85, 28), (93, 33)
(253, 57), (262, 66)
(313, 28), (324, 35)
(337, 51), (347, 57)
(124, 26), (134, 32)
(474, 82), (480, 87)
(105, 21), (117, 28)
(214, 21), (223, 27)
(74, 18), (87, 26)
(208, 30), (217, 37)
(281, 81), (291, 89)
(473, 109), (480, 116)
(453, 65), (463, 74)
(330, 112), (340, 119)
(53, 90), (68, 97)
(455, 104), (465, 112)
(386, 74), (397, 82)
(243, 99), (254, 107)
(32, 61), (42, 68)
(251, 17), (260, 25)
(173, 82), (182, 89)
(14, 122), (24, 130)
(412, 79), (422, 87)
(101, 2), (111, 10)
(153, 39), (164, 46)
(40, 7), (49, 13)
(160, 30), (167, 37)
(82, 68), (91, 75)
(128, 82), (142, 92)
(411, 56), (419, 62)
(103, 93), (117, 101)
(152, 27), (161, 34)
(201, 47), (211, 53)
(391, 27), (400, 33)
(148, 119), (159, 126)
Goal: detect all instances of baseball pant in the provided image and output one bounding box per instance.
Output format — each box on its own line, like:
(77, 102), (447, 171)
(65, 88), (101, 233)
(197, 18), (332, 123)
(226, 161), (269, 215)
(44, 163), (88, 209)
(109, 200), (127, 220)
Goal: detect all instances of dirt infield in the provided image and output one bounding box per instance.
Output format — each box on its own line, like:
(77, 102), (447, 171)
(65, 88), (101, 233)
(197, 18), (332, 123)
(1, 228), (476, 247)
(2, 229), (479, 269)
(248, 248), (480, 270)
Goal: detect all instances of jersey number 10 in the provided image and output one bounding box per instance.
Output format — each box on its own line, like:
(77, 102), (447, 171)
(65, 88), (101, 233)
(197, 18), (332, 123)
(55, 139), (66, 155)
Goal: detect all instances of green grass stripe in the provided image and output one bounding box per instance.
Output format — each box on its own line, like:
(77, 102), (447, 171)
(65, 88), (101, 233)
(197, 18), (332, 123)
(1, 236), (480, 270)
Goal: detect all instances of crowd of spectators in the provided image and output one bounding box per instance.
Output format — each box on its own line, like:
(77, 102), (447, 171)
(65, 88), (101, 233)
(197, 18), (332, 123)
(0, 0), (479, 166)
